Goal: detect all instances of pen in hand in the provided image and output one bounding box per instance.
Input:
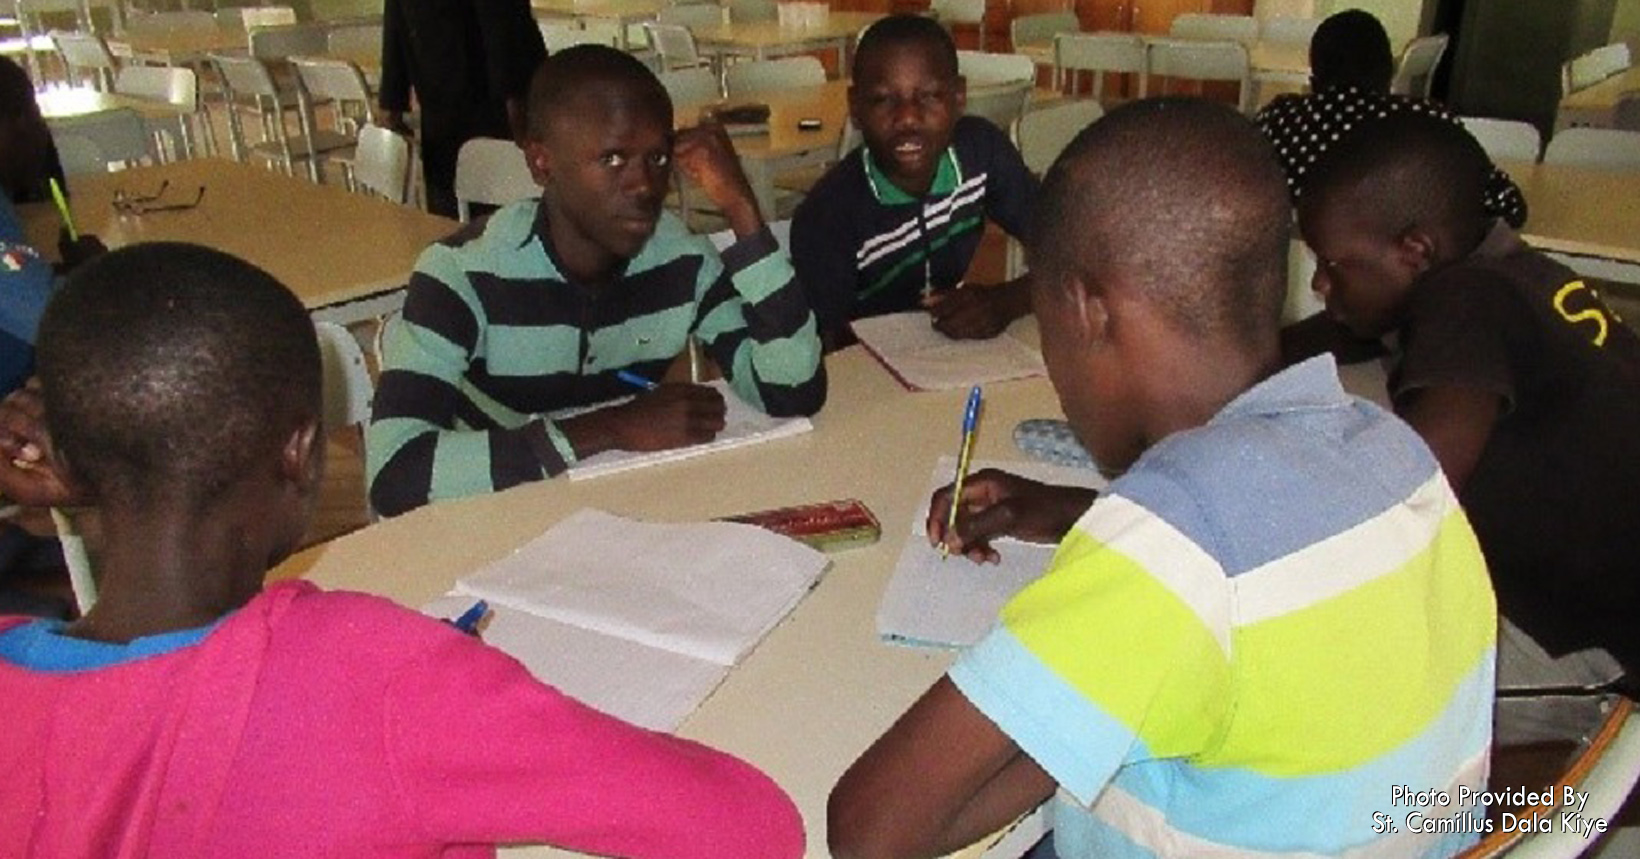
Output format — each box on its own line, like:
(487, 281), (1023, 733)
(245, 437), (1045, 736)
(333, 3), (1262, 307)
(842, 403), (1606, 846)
(446, 600), (489, 636)
(617, 370), (659, 391)
(941, 385), (983, 560)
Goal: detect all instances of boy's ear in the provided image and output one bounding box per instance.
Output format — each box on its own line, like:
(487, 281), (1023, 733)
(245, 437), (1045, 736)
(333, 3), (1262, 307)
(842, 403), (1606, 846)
(280, 418), (322, 492)
(951, 74), (967, 113)
(523, 138), (552, 189)
(1043, 269), (1110, 347)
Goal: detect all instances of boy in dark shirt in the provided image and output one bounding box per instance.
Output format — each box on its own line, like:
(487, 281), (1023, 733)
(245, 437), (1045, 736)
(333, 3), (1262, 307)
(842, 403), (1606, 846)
(791, 14), (1037, 347)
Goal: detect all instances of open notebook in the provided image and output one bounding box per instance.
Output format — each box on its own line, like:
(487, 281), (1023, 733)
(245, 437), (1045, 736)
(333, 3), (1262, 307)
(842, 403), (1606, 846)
(876, 457), (1105, 649)
(427, 509), (830, 731)
(562, 379), (813, 481)
(851, 311), (1045, 392)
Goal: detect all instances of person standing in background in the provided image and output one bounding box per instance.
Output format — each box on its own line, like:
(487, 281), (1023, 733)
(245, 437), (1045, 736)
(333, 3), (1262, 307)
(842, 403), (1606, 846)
(379, 0), (546, 217)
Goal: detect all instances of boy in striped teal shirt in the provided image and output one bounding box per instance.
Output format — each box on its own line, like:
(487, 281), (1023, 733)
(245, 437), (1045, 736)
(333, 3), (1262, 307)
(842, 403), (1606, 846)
(367, 47), (825, 517)
(830, 99), (1495, 858)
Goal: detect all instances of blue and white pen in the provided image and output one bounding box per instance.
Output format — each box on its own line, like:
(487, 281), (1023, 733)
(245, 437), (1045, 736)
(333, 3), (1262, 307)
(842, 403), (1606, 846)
(617, 370), (658, 390)
(941, 385), (983, 560)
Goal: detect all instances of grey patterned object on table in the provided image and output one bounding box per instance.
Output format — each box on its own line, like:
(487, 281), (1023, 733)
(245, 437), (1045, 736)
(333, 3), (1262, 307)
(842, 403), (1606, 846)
(1012, 419), (1096, 470)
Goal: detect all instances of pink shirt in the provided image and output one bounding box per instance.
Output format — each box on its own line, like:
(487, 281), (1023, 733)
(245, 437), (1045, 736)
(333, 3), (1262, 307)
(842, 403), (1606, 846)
(0, 580), (804, 858)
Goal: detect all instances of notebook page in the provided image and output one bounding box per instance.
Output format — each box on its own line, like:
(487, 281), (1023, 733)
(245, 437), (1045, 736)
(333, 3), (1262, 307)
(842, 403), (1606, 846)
(566, 380), (813, 481)
(454, 510), (831, 665)
(424, 595), (725, 732)
(851, 312), (1045, 391)
(876, 457), (1105, 648)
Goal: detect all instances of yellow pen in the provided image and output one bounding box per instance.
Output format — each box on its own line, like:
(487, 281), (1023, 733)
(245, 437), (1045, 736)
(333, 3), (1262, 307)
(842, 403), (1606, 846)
(941, 384), (983, 560)
(48, 178), (77, 243)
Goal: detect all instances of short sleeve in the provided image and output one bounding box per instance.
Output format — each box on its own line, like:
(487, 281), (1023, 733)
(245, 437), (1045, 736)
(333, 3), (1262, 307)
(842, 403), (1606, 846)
(949, 494), (1232, 806)
(1393, 268), (1530, 411)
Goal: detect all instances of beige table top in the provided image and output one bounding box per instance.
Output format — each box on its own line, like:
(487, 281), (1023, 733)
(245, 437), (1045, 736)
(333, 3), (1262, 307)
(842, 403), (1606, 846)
(530, 0), (666, 20)
(1559, 66), (1640, 115)
(18, 158), (455, 319)
(1501, 159), (1640, 265)
(691, 10), (884, 55)
(107, 27), (248, 64)
(35, 86), (191, 121)
(273, 342), (1063, 857)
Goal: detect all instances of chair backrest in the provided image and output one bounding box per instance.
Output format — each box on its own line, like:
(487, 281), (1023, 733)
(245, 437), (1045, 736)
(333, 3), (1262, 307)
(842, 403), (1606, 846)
(249, 22), (329, 60)
(728, 0), (777, 24)
(50, 133), (108, 175)
(291, 56), (375, 123)
(931, 0), (987, 49)
(1543, 127), (1640, 171)
(643, 22), (706, 70)
(656, 3), (724, 28)
(51, 30), (116, 89)
(1458, 116), (1542, 164)
(1146, 38), (1250, 111)
(351, 123), (411, 203)
(1259, 15), (1319, 46)
(123, 9), (217, 37)
(1170, 12), (1258, 45)
(725, 56), (824, 99)
(1054, 31), (1145, 100)
(1018, 98), (1102, 174)
(48, 107), (152, 169)
(454, 137), (537, 222)
(957, 49), (1036, 86)
(1010, 10), (1078, 50)
(1564, 42), (1632, 96)
(238, 5), (298, 29)
(657, 66), (722, 105)
(211, 51), (281, 99)
(963, 80), (1030, 138)
(1391, 33), (1448, 98)
(315, 320), (374, 435)
(327, 23), (383, 62)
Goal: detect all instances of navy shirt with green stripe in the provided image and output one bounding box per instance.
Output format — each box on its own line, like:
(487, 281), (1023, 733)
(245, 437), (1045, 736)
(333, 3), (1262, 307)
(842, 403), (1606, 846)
(790, 116), (1036, 339)
(366, 200), (826, 517)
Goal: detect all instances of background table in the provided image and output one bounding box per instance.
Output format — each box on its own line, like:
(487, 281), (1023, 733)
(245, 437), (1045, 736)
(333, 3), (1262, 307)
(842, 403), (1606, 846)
(1556, 67), (1640, 131)
(530, 0), (666, 50)
(18, 158), (455, 324)
(274, 341), (1064, 857)
(690, 11), (885, 72)
(1502, 159), (1640, 267)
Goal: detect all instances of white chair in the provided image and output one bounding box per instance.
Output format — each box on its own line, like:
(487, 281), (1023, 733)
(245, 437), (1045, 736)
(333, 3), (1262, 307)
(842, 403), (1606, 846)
(724, 55), (823, 99)
(957, 48), (1035, 86)
(1054, 31), (1145, 101)
(1562, 42), (1631, 97)
(964, 79), (1030, 137)
(1146, 38), (1251, 114)
(930, 0), (986, 51)
(316, 320), (374, 444)
(248, 22), (328, 61)
(351, 123), (411, 203)
(47, 107), (153, 171)
(643, 21), (709, 72)
(656, 4), (724, 29)
(728, 0), (777, 24)
(1008, 98), (1103, 277)
(122, 10), (217, 40)
(1169, 12), (1258, 46)
(1458, 116), (1542, 164)
(114, 65), (202, 162)
(291, 56), (377, 184)
(1259, 15), (1319, 47)
(235, 6), (297, 30)
(50, 29), (117, 90)
(213, 52), (351, 179)
(1391, 33), (1448, 99)
(1010, 10), (1078, 82)
(1543, 127), (1640, 171)
(453, 137), (536, 222)
(657, 65), (722, 105)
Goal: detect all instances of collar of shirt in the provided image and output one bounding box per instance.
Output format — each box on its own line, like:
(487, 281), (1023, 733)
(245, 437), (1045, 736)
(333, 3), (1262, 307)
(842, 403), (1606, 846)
(1212, 354), (1350, 422)
(861, 145), (962, 206)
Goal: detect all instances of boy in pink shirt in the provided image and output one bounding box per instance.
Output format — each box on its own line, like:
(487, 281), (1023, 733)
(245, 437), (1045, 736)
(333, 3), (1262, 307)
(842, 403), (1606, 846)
(0, 242), (804, 858)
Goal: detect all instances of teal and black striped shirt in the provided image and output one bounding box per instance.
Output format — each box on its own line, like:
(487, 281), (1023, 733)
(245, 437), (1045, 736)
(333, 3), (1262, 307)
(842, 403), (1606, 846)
(366, 200), (825, 516)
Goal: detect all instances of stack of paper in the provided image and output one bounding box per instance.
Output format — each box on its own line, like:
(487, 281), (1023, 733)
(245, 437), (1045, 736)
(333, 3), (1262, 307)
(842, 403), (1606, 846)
(428, 509), (830, 731)
(876, 457), (1105, 649)
(851, 311), (1045, 391)
(565, 380), (813, 481)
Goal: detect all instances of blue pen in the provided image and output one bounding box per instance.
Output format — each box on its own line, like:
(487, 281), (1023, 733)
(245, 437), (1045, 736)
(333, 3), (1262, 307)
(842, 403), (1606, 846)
(448, 600), (489, 635)
(617, 370), (659, 390)
(941, 385), (983, 560)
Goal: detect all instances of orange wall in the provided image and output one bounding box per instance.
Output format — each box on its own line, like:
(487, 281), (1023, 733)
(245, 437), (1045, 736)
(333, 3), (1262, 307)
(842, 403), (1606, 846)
(832, 0), (1254, 50)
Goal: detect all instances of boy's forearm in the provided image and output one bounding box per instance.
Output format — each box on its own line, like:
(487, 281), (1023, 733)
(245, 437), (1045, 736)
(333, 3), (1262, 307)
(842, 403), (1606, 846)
(709, 232), (827, 416)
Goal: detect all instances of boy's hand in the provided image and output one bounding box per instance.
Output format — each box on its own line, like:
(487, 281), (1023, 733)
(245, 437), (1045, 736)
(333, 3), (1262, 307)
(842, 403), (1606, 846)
(926, 468), (1094, 563)
(0, 379), (85, 508)
(562, 383), (728, 457)
(923, 279), (1031, 340)
(674, 121), (763, 238)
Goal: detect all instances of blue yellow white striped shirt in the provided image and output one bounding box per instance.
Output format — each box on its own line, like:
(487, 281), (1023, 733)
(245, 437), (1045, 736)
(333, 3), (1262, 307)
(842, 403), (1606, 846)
(950, 355), (1496, 857)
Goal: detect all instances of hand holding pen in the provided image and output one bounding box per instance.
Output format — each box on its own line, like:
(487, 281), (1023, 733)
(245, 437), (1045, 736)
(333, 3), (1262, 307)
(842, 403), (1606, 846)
(927, 470), (1096, 564)
(557, 370), (726, 458)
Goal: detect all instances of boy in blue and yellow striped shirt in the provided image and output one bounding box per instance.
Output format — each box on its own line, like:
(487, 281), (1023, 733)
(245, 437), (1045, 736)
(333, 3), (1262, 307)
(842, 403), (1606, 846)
(830, 99), (1495, 859)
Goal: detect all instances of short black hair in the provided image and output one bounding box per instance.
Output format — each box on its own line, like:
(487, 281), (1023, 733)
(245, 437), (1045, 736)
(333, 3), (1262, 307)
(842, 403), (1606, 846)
(0, 56), (33, 122)
(853, 14), (959, 81)
(1300, 110), (1491, 257)
(1030, 97), (1290, 345)
(1310, 10), (1394, 92)
(525, 44), (672, 141)
(37, 243), (321, 511)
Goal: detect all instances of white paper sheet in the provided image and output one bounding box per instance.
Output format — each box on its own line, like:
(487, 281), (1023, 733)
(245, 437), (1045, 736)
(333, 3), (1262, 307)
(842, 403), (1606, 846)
(876, 457), (1106, 649)
(851, 311), (1045, 391)
(454, 509), (831, 666)
(424, 595), (725, 732)
(566, 380), (813, 481)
